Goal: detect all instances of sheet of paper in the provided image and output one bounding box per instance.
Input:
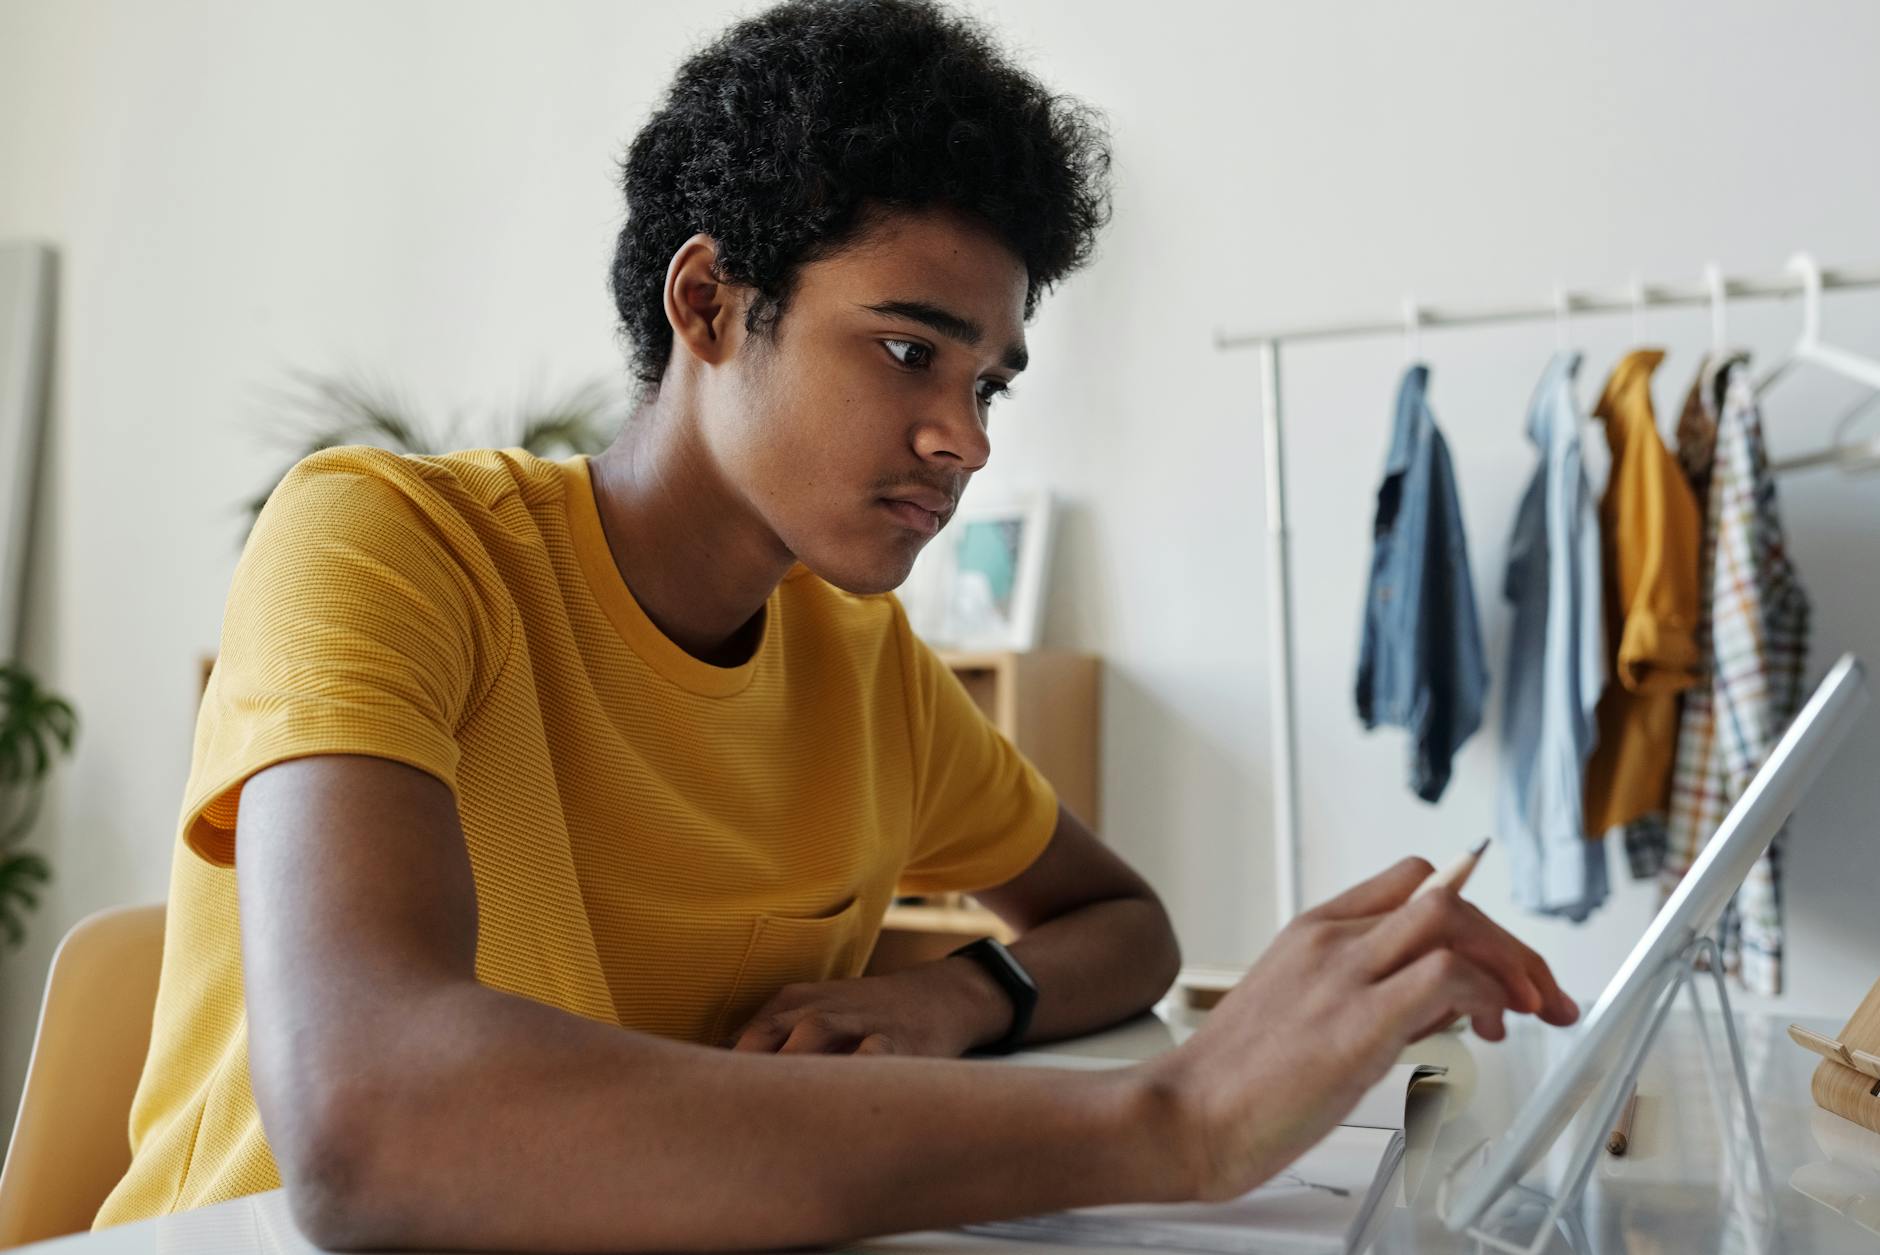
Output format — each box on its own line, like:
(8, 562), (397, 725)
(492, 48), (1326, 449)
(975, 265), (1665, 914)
(960, 1124), (1401, 1255)
(962, 1056), (1446, 1253)
(1345, 1063), (1441, 1130)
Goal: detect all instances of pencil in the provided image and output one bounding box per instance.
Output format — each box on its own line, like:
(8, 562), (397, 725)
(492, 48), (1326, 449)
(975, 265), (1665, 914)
(1607, 1085), (1639, 1155)
(1412, 836), (1491, 899)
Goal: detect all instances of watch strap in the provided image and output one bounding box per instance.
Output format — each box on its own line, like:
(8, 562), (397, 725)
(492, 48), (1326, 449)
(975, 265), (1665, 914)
(946, 935), (1038, 1055)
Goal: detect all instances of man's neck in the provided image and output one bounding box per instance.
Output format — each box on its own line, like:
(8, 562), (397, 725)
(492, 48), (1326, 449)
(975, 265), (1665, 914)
(585, 396), (795, 667)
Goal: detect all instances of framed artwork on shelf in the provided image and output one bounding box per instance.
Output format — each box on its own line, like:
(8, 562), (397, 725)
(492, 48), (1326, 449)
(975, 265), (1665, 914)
(901, 491), (1054, 652)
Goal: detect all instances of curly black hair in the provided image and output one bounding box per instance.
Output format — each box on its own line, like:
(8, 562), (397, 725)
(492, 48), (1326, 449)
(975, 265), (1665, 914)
(611, 0), (1113, 392)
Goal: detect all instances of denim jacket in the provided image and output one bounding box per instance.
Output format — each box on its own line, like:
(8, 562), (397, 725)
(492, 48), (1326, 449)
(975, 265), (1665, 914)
(1355, 364), (1489, 802)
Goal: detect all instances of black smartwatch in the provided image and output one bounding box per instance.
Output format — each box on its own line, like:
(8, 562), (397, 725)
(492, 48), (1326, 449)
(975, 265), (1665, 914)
(947, 936), (1038, 1055)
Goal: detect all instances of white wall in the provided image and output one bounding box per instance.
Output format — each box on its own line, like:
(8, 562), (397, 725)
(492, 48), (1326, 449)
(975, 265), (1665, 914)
(3, 0), (1878, 1119)
(971, 0), (1880, 1022)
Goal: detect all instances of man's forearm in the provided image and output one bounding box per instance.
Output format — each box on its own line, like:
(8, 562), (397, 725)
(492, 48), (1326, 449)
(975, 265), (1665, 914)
(293, 980), (1194, 1252)
(938, 893), (1183, 1050)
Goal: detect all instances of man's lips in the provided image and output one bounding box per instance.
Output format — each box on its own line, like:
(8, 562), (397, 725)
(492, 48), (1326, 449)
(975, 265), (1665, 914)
(879, 497), (944, 535)
(883, 487), (953, 514)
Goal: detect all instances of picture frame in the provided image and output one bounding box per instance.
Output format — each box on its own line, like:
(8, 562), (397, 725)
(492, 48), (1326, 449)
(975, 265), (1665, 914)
(901, 491), (1054, 652)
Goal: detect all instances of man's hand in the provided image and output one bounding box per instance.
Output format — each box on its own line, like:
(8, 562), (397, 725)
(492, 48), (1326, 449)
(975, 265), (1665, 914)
(720, 957), (1009, 1056)
(1140, 857), (1580, 1204)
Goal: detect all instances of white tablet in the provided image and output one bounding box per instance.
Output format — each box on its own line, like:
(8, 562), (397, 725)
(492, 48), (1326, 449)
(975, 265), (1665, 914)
(1443, 652), (1871, 1232)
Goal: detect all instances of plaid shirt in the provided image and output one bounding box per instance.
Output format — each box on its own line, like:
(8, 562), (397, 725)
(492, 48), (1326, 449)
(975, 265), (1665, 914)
(1658, 357), (1810, 995)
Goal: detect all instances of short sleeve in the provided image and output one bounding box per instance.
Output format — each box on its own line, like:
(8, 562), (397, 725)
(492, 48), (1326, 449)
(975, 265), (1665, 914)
(892, 606), (1059, 897)
(181, 455), (503, 866)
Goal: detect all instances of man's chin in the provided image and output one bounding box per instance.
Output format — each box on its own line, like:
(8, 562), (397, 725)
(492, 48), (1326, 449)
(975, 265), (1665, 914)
(792, 543), (922, 598)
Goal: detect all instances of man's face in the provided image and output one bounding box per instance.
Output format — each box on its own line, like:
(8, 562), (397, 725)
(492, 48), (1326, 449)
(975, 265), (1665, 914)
(704, 205), (1029, 595)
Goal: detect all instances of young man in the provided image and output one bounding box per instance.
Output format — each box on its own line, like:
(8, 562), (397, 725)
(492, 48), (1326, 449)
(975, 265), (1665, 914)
(99, 0), (1578, 1247)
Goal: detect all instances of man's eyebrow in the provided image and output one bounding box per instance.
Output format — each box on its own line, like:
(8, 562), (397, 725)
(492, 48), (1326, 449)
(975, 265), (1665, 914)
(860, 299), (1028, 372)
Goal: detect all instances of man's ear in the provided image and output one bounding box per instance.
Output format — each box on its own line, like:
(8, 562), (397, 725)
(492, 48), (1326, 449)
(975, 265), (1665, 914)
(662, 233), (742, 368)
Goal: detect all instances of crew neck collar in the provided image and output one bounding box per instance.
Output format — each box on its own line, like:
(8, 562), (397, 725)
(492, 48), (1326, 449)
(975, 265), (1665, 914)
(558, 454), (777, 698)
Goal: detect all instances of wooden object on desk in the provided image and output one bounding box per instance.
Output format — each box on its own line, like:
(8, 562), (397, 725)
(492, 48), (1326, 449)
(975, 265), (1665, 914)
(1791, 969), (1880, 1135)
(868, 648), (1101, 974)
(1170, 963), (1248, 1011)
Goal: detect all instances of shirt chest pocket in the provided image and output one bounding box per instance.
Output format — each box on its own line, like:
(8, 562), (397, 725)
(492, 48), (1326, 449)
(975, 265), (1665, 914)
(708, 894), (870, 1045)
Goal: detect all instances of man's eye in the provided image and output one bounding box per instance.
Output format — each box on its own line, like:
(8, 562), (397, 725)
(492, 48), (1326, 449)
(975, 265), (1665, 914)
(978, 379), (1015, 407)
(883, 339), (932, 369)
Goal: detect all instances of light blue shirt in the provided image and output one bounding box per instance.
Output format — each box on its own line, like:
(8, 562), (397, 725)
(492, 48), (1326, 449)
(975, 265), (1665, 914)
(1497, 351), (1608, 921)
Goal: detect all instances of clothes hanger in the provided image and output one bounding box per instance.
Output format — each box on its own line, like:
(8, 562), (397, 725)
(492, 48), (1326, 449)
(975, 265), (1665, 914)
(1697, 261), (1745, 406)
(1549, 284), (1590, 439)
(1770, 395), (1880, 475)
(1403, 294), (1422, 364)
(1757, 252), (1880, 475)
(1629, 275), (1648, 345)
(1755, 252), (1880, 399)
(1704, 262), (1728, 357)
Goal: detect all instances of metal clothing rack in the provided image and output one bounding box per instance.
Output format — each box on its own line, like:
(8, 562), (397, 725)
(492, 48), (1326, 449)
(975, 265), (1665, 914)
(1213, 259), (1880, 925)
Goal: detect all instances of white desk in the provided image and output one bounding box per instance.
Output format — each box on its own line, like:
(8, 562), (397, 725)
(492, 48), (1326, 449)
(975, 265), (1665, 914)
(22, 1008), (1880, 1254)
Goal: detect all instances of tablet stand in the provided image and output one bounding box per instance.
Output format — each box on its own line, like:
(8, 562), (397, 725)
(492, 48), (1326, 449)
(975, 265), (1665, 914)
(1435, 934), (1775, 1255)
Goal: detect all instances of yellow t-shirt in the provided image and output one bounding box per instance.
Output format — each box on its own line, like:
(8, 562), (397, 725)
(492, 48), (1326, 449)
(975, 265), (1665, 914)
(95, 445), (1058, 1227)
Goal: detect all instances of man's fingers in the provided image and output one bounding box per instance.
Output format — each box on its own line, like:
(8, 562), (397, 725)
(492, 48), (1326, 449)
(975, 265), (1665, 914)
(729, 1021), (788, 1051)
(735, 1015), (898, 1055)
(1307, 857), (1435, 921)
(1406, 1008), (1505, 1042)
(1363, 891), (1557, 1017)
(1378, 949), (1511, 1045)
(1470, 1011), (1508, 1041)
(776, 1015), (859, 1054)
(1407, 1009), (1461, 1041)
(1458, 899), (1578, 1024)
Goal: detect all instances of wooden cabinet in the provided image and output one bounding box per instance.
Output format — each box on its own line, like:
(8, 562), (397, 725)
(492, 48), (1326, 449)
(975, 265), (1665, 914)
(865, 649), (1101, 974)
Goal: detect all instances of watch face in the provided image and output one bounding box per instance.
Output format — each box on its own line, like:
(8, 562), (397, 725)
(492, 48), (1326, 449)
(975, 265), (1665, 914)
(984, 939), (1038, 995)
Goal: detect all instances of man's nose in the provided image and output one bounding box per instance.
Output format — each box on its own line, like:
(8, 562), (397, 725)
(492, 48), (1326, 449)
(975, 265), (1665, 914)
(912, 399), (990, 472)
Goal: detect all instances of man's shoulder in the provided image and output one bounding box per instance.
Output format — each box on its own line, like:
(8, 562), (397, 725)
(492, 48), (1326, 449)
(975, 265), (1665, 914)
(250, 445), (568, 626)
(276, 444), (565, 519)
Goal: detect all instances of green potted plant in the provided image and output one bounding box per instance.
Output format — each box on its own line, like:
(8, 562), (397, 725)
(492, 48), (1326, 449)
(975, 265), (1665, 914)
(242, 371), (622, 539)
(0, 662), (76, 948)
